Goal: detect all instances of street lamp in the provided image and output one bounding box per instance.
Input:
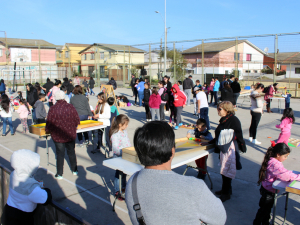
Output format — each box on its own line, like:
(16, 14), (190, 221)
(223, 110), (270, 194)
(155, 0), (167, 78)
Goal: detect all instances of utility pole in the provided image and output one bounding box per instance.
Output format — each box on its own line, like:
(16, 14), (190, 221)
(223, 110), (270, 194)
(38, 43), (42, 83)
(68, 44), (71, 79)
(160, 38), (162, 79)
(202, 39), (204, 84)
(128, 46), (131, 81)
(149, 44), (152, 86)
(164, 0), (167, 77)
(235, 37), (238, 78)
(123, 46), (126, 84)
(274, 34), (278, 83)
(173, 42), (176, 81)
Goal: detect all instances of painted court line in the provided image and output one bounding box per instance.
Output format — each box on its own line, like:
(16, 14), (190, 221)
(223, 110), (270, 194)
(0, 144), (128, 214)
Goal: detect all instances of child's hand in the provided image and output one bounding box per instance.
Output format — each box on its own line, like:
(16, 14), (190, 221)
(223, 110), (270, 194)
(200, 135), (204, 139)
(186, 133), (191, 139)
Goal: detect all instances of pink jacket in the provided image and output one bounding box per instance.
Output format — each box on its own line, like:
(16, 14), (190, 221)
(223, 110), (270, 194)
(158, 87), (167, 104)
(149, 94), (161, 109)
(264, 85), (275, 101)
(220, 142), (236, 179)
(276, 118), (292, 134)
(209, 81), (215, 91)
(73, 77), (80, 86)
(52, 86), (60, 104)
(262, 157), (300, 193)
(16, 105), (29, 119)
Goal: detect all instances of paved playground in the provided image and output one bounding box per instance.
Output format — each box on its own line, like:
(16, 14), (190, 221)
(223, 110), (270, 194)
(0, 87), (300, 225)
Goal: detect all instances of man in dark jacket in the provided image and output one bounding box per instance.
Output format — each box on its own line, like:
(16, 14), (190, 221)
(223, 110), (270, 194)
(42, 78), (54, 94)
(130, 74), (136, 96)
(107, 77), (117, 90)
(183, 75), (194, 106)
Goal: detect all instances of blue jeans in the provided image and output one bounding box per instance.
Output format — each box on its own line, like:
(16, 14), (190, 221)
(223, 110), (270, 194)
(114, 170), (127, 193)
(213, 91), (218, 105)
(78, 115), (89, 142)
(2, 117), (14, 135)
(90, 89), (95, 95)
(285, 102), (290, 109)
(198, 107), (210, 130)
(138, 91), (144, 106)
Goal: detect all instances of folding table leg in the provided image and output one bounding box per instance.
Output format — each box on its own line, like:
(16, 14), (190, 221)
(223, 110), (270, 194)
(182, 166), (190, 176)
(283, 192), (289, 225)
(272, 191), (278, 225)
(205, 157), (213, 190)
(45, 136), (49, 166)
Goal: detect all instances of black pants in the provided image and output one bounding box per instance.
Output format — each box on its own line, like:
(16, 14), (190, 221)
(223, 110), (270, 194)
(210, 91), (214, 103)
(214, 91), (218, 105)
(134, 89), (138, 104)
(253, 186), (275, 225)
(97, 127), (112, 152)
(49, 102), (53, 107)
(160, 103), (166, 121)
(36, 118), (46, 124)
(144, 102), (151, 119)
(176, 106), (183, 126)
(78, 115), (89, 142)
(222, 175), (232, 195)
(54, 140), (77, 176)
(266, 99), (271, 108)
(1, 204), (34, 225)
(249, 111), (262, 139)
(131, 86), (135, 96)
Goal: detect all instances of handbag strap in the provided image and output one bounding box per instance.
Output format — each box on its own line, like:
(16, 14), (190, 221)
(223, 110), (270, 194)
(132, 171), (146, 225)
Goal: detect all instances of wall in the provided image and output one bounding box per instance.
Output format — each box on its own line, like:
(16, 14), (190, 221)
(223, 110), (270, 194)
(242, 42), (264, 72)
(283, 63), (300, 78)
(31, 49), (56, 64)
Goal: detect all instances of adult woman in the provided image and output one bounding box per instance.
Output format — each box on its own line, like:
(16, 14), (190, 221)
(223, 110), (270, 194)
(231, 78), (241, 105)
(208, 101), (246, 202)
(0, 79), (6, 95)
(157, 81), (166, 121)
(89, 76), (95, 96)
(26, 83), (38, 107)
(133, 78), (139, 105)
(70, 85), (93, 147)
(51, 80), (62, 105)
(82, 78), (89, 94)
(34, 82), (45, 95)
(136, 78), (145, 107)
(249, 83), (265, 145)
(0, 94), (14, 136)
(163, 76), (172, 112)
(220, 82), (236, 106)
(209, 78), (215, 104)
(264, 82), (280, 113)
(92, 92), (112, 156)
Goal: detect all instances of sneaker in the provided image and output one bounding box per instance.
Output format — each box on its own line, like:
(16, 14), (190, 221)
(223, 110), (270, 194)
(178, 123), (183, 126)
(2, 134), (5, 137)
(174, 126), (179, 130)
(11, 133), (15, 136)
(91, 148), (100, 154)
(84, 140), (89, 145)
(248, 137), (253, 142)
(219, 194), (231, 202)
(252, 139), (261, 145)
(108, 151), (114, 158)
(72, 171), (78, 176)
(55, 174), (63, 180)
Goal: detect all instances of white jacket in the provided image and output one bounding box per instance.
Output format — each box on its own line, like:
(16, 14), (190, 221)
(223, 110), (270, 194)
(98, 103), (111, 126)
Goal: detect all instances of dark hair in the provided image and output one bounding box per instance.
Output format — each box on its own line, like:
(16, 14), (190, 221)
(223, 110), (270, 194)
(136, 79), (139, 83)
(196, 118), (207, 127)
(158, 81), (164, 86)
(46, 78), (50, 82)
(281, 108), (295, 124)
(224, 82), (231, 90)
(134, 121), (175, 166)
(0, 79), (4, 84)
(139, 78), (144, 82)
(0, 94), (10, 113)
(90, 76), (94, 81)
(73, 85), (83, 95)
(95, 92), (106, 114)
(215, 77), (219, 80)
(152, 89), (158, 95)
(109, 114), (130, 140)
(230, 75), (235, 79)
(177, 81), (182, 85)
(63, 77), (69, 82)
(34, 82), (41, 93)
(61, 85), (68, 92)
(258, 143), (290, 185)
(111, 77), (114, 80)
(107, 97), (115, 106)
(38, 93), (45, 99)
(196, 80), (200, 83)
(255, 83), (264, 90)
(19, 99), (30, 112)
(17, 91), (23, 99)
(144, 82), (149, 88)
(55, 80), (61, 86)
(26, 83), (34, 92)
(164, 76), (170, 82)
(234, 78), (239, 82)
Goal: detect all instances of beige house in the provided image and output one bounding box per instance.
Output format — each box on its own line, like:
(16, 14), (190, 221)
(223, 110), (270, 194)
(79, 43), (145, 81)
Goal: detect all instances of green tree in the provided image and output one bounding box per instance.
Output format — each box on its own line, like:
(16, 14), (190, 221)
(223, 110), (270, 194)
(160, 49), (187, 81)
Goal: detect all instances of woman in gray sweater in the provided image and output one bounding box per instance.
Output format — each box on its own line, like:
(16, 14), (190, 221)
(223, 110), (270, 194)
(70, 85), (93, 147)
(249, 83), (265, 145)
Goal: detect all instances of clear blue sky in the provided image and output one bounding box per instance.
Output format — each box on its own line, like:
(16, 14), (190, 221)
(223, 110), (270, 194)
(2, 0), (300, 51)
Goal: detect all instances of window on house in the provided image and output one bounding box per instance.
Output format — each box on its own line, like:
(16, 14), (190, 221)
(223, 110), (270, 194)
(91, 53), (95, 60)
(225, 70), (229, 74)
(254, 70), (258, 73)
(109, 52), (111, 59)
(245, 70), (251, 73)
(246, 54), (252, 61)
(20, 58), (23, 62)
(234, 53), (240, 61)
(59, 52), (61, 58)
(84, 54), (87, 60)
(100, 52), (104, 59)
(0, 49), (3, 57)
(295, 68), (300, 74)
(65, 51), (69, 58)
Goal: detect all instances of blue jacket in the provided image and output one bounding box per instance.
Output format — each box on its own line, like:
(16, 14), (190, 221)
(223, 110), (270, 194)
(0, 83), (6, 92)
(137, 81), (145, 92)
(213, 80), (220, 91)
(285, 94), (291, 103)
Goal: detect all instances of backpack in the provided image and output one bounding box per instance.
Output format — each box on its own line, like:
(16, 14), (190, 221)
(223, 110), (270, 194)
(161, 88), (169, 101)
(263, 86), (270, 94)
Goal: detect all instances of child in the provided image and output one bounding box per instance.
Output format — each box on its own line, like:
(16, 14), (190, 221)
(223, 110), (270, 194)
(186, 118), (213, 179)
(133, 79), (139, 105)
(16, 91), (24, 101)
(92, 92), (112, 156)
(1, 149), (52, 225)
(149, 89), (161, 121)
(109, 114), (131, 201)
(253, 143), (300, 225)
(107, 97), (119, 121)
(177, 80), (183, 91)
(0, 94), (14, 136)
(17, 99), (31, 133)
(34, 94), (47, 124)
(282, 90), (292, 109)
(61, 85), (70, 103)
(203, 83), (209, 100)
(171, 84), (187, 130)
(275, 108), (295, 145)
(143, 82), (152, 121)
(169, 93), (176, 125)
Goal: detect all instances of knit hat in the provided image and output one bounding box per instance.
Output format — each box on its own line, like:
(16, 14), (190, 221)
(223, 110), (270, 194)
(54, 90), (65, 101)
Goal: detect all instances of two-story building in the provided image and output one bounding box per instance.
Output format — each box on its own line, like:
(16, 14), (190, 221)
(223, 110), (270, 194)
(182, 40), (266, 77)
(79, 43), (145, 81)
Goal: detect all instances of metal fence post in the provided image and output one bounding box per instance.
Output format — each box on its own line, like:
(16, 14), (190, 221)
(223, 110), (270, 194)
(235, 37), (238, 78)
(149, 44), (152, 86)
(274, 34), (278, 83)
(39, 44), (42, 83)
(202, 39), (204, 84)
(173, 42), (176, 81)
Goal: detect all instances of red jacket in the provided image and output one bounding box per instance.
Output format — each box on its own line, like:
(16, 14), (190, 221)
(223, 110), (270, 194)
(171, 84), (187, 107)
(149, 94), (161, 109)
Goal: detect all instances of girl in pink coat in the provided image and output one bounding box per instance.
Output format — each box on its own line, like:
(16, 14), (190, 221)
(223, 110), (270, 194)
(276, 108), (295, 145)
(254, 143), (300, 224)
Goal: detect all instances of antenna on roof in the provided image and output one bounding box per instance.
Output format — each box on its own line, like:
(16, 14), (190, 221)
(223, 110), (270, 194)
(264, 47), (269, 55)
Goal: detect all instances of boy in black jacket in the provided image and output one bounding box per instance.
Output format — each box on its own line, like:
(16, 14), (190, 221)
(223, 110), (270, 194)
(34, 94), (47, 124)
(143, 82), (152, 121)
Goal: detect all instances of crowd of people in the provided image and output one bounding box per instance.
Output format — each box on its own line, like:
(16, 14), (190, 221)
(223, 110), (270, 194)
(0, 73), (298, 225)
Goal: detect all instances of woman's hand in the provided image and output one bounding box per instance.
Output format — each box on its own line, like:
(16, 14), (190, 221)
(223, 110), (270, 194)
(93, 114), (99, 119)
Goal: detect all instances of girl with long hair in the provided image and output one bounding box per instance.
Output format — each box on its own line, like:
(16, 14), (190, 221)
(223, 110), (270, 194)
(0, 94), (14, 136)
(109, 114), (131, 200)
(253, 143), (300, 225)
(17, 99), (31, 133)
(275, 108), (295, 145)
(92, 92), (112, 155)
